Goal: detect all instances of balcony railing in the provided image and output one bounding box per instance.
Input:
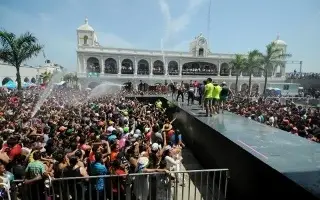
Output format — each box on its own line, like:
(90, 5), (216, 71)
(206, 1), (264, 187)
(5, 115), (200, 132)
(153, 71), (165, 75)
(6, 169), (229, 200)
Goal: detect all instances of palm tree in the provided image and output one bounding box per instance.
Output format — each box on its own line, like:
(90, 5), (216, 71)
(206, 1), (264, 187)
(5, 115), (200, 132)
(243, 50), (263, 95)
(261, 42), (291, 95)
(63, 73), (72, 83)
(72, 74), (79, 87)
(0, 30), (43, 90)
(40, 71), (52, 84)
(229, 54), (246, 93)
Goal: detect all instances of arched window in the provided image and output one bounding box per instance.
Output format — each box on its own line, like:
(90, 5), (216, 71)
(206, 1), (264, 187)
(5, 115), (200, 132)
(83, 35), (88, 45)
(199, 48), (204, 56)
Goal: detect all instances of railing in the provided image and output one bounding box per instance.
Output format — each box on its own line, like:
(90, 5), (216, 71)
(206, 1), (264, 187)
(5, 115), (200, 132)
(5, 169), (229, 200)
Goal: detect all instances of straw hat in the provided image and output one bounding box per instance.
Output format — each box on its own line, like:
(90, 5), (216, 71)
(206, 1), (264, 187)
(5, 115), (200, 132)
(162, 123), (173, 132)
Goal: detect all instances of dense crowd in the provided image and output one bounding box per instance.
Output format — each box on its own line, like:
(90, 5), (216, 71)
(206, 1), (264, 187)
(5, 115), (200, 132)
(0, 78), (319, 200)
(174, 78), (320, 143)
(287, 72), (320, 79)
(0, 87), (184, 200)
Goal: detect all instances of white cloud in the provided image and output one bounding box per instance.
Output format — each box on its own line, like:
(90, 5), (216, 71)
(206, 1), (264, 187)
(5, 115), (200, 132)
(172, 40), (192, 51)
(159, 0), (207, 43)
(97, 32), (133, 49)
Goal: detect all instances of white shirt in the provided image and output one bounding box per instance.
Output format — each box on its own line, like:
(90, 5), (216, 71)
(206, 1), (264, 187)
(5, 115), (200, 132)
(165, 156), (180, 170)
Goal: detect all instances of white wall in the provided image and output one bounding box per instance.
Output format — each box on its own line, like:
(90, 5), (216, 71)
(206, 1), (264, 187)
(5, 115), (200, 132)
(0, 63), (39, 85)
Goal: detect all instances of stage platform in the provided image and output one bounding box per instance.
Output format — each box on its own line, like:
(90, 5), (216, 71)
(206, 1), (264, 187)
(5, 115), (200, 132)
(175, 102), (320, 199)
(126, 95), (320, 199)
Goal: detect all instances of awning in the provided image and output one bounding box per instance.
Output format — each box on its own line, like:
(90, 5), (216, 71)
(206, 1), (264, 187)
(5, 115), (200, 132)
(55, 81), (66, 86)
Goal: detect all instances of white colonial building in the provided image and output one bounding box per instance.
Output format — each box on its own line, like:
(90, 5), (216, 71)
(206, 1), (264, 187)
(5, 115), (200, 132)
(0, 62), (39, 85)
(0, 60), (63, 86)
(76, 18), (288, 93)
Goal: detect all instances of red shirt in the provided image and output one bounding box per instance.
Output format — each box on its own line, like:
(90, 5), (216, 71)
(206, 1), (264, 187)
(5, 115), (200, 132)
(2, 144), (22, 160)
(112, 169), (126, 192)
(89, 151), (95, 162)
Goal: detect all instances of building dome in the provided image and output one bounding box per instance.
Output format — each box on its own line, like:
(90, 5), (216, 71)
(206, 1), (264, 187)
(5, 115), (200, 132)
(77, 18), (94, 32)
(273, 35), (286, 46)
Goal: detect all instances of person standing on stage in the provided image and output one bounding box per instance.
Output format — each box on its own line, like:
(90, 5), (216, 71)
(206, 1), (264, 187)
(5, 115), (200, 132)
(176, 82), (185, 102)
(198, 81), (206, 107)
(212, 82), (222, 114)
(219, 82), (233, 113)
(187, 83), (195, 106)
(204, 78), (214, 117)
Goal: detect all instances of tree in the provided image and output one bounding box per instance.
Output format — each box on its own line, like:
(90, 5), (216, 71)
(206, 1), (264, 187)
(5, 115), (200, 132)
(0, 30), (43, 90)
(243, 50), (263, 95)
(40, 71), (52, 84)
(72, 74), (79, 86)
(261, 42), (291, 95)
(229, 54), (246, 93)
(63, 73), (72, 83)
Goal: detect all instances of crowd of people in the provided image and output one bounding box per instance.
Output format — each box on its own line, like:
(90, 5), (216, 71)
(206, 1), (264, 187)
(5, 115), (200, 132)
(287, 72), (320, 79)
(0, 87), (185, 200)
(0, 78), (319, 200)
(171, 78), (320, 143)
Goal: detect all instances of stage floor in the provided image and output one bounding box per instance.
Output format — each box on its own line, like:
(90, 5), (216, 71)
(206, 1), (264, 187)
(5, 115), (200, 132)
(176, 102), (320, 198)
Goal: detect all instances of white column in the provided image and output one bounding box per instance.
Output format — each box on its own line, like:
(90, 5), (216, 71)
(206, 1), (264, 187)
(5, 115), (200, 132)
(217, 61), (221, 76)
(83, 57), (87, 73)
(77, 55), (81, 73)
(118, 56), (121, 74)
(134, 57), (138, 75)
(150, 58), (153, 75)
(179, 59), (183, 76)
(164, 59), (168, 75)
(100, 57), (104, 74)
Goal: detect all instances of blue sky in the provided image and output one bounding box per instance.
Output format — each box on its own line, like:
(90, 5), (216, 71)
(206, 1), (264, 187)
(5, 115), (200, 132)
(0, 0), (319, 72)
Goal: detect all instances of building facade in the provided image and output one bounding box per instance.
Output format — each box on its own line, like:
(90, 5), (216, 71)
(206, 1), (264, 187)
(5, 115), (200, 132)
(0, 60), (63, 86)
(76, 18), (288, 93)
(0, 62), (39, 85)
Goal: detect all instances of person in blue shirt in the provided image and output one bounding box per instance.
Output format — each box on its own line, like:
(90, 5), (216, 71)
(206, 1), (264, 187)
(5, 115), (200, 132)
(90, 152), (108, 199)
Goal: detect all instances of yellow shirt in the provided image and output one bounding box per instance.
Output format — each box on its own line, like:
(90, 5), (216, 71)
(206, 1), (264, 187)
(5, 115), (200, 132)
(204, 83), (214, 98)
(212, 85), (222, 99)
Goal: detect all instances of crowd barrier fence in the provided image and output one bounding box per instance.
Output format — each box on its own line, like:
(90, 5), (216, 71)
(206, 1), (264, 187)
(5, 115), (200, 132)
(5, 169), (229, 200)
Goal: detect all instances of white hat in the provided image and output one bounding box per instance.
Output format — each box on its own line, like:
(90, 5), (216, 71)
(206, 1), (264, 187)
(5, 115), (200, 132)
(151, 143), (160, 151)
(164, 145), (172, 151)
(135, 129), (141, 135)
(145, 127), (150, 133)
(107, 126), (115, 133)
(137, 156), (149, 168)
(118, 127), (124, 134)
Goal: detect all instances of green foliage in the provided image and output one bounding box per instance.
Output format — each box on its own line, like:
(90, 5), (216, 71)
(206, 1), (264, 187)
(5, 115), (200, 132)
(0, 30), (43, 89)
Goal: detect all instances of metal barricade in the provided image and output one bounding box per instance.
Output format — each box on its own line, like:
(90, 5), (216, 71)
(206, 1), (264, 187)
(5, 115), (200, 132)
(7, 169), (229, 200)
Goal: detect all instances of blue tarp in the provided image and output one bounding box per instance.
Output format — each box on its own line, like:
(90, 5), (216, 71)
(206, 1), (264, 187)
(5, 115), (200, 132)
(4, 80), (17, 89)
(4, 81), (31, 89)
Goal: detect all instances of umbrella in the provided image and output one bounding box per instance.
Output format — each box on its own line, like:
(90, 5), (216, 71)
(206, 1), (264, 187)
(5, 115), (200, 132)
(4, 80), (17, 89)
(23, 82), (30, 88)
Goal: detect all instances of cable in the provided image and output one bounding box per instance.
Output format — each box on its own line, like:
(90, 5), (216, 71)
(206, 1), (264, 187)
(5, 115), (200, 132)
(207, 0), (212, 48)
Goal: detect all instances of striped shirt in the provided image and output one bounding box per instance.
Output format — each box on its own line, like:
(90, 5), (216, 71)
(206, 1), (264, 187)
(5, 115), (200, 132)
(25, 160), (45, 179)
